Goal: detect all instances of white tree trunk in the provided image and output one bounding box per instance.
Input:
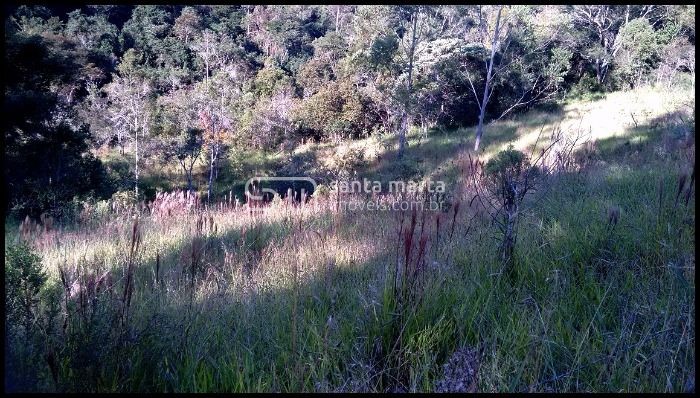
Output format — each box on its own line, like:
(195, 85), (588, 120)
(134, 116), (140, 199)
(398, 9), (420, 159)
(473, 6), (503, 152)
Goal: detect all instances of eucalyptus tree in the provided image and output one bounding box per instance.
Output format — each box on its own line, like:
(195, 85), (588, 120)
(155, 84), (203, 192)
(462, 5), (571, 151)
(104, 50), (154, 199)
(357, 5), (435, 158)
(194, 67), (244, 202)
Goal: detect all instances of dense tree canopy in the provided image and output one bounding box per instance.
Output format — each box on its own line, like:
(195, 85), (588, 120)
(3, 4), (695, 216)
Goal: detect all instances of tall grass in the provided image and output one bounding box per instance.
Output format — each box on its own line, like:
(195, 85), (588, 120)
(4, 87), (695, 392)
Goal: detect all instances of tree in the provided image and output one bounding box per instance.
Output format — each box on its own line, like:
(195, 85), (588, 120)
(360, 5), (430, 158)
(190, 29), (217, 85)
(155, 84), (203, 191)
(120, 5), (175, 66)
(104, 51), (153, 199)
(242, 89), (296, 150)
(65, 9), (120, 62)
(173, 6), (202, 46)
(613, 17), (662, 88)
(463, 5), (571, 151)
(327, 5), (355, 35)
(294, 79), (377, 141)
(167, 128), (203, 192)
(464, 5), (508, 152)
(193, 70), (240, 202)
(568, 5), (666, 88)
(395, 6), (422, 158)
(4, 21), (111, 217)
(8, 5), (64, 36)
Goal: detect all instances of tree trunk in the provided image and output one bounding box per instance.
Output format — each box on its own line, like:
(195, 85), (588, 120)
(181, 160), (194, 192)
(118, 134), (125, 155)
(502, 201), (518, 274)
(398, 114), (408, 158)
(397, 9), (419, 160)
(335, 6), (341, 33)
(134, 121), (139, 200)
(473, 6), (502, 152)
(207, 145), (216, 203)
(474, 101), (487, 152)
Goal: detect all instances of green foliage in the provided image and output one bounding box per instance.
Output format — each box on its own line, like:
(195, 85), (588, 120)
(484, 146), (529, 186)
(612, 18), (662, 88)
(5, 243), (46, 329)
(65, 9), (120, 59)
(567, 73), (606, 100)
(4, 243), (49, 392)
(296, 57), (335, 97)
(9, 5), (64, 36)
(294, 79), (379, 139)
(253, 60), (293, 97)
(120, 5), (175, 65)
(369, 35), (399, 70)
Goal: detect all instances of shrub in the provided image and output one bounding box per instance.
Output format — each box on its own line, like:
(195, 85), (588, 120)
(5, 243), (47, 391)
(293, 79), (380, 140)
(327, 146), (366, 179)
(484, 147), (530, 187)
(479, 147), (540, 273)
(567, 73), (605, 101)
(5, 243), (46, 331)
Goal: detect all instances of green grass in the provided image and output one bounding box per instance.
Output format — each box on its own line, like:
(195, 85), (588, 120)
(5, 85), (695, 392)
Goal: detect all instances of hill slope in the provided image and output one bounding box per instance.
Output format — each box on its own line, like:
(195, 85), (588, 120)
(5, 86), (695, 392)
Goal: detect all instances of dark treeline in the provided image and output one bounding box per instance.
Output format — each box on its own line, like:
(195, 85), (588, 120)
(4, 5), (695, 217)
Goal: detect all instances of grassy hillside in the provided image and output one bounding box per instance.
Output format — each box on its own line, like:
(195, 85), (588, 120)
(5, 86), (695, 392)
(108, 85), (693, 204)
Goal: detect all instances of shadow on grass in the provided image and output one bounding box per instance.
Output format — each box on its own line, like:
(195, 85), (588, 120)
(121, 207), (396, 392)
(14, 105), (694, 393)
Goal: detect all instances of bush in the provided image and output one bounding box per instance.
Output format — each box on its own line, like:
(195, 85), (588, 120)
(293, 79), (380, 140)
(484, 147), (529, 184)
(567, 73), (605, 101)
(327, 146), (366, 178)
(5, 243), (48, 392)
(5, 243), (46, 330)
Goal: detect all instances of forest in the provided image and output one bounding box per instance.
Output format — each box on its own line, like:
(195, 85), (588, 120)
(4, 4), (696, 393)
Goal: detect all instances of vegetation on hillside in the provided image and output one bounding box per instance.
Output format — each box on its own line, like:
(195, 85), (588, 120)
(3, 5), (695, 216)
(3, 4), (696, 393)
